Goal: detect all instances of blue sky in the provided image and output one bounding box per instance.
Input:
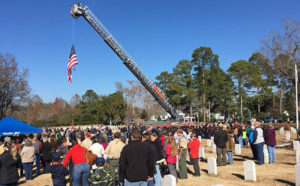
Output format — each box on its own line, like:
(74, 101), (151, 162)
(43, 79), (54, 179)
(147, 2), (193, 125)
(1, 0), (299, 103)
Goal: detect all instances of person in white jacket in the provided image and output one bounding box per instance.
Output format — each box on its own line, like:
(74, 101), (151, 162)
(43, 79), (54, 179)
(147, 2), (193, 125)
(253, 122), (265, 165)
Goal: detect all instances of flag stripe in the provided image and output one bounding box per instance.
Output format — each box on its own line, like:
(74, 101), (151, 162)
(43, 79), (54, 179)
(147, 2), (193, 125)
(67, 44), (78, 83)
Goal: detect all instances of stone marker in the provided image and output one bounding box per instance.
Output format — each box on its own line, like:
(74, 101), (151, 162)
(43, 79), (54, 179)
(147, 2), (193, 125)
(296, 149), (300, 164)
(199, 147), (205, 159)
(211, 136), (214, 144)
(293, 141), (300, 151)
(295, 164), (300, 186)
(264, 148), (269, 164)
(235, 144), (241, 155)
(125, 138), (129, 145)
(207, 157), (217, 175)
(286, 132), (291, 141)
(291, 127), (297, 134)
(198, 136), (202, 142)
(164, 174), (176, 186)
(279, 127), (284, 135)
(207, 139), (212, 147)
(243, 160), (256, 181)
(212, 144), (217, 153)
(211, 185), (224, 186)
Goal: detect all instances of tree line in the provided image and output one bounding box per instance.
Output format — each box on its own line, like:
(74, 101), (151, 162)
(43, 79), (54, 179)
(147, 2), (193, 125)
(0, 18), (299, 125)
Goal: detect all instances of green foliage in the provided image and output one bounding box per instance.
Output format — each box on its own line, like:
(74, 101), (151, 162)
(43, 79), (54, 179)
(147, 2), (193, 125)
(140, 109), (148, 121)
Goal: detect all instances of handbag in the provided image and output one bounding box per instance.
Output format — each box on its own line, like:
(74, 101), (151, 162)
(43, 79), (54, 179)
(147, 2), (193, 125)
(84, 149), (97, 166)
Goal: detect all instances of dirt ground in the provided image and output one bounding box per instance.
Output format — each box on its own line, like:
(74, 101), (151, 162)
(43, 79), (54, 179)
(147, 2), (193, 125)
(19, 130), (298, 186)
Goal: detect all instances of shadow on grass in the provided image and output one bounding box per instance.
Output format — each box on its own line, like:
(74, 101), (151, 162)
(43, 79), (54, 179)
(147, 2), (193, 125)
(232, 173), (244, 180)
(281, 162), (295, 166)
(274, 179), (294, 186)
(201, 168), (208, 174)
(233, 158), (244, 161)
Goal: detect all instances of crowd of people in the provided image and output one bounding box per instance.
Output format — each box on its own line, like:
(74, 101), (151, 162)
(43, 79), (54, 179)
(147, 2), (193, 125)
(0, 121), (277, 186)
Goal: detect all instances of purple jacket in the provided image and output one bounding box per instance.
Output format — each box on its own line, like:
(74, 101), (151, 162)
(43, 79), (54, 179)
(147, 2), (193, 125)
(264, 128), (276, 146)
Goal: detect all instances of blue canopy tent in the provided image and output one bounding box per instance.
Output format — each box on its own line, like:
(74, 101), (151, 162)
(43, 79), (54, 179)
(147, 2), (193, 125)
(0, 117), (42, 135)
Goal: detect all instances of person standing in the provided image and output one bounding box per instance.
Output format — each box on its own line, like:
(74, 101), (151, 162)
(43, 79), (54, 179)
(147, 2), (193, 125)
(188, 133), (200, 177)
(253, 122), (265, 165)
(264, 123), (276, 163)
(164, 136), (177, 182)
(150, 132), (164, 186)
(226, 128), (234, 165)
(119, 129), (154, 186)
(177, 129), (188, 179)
(62, 139), (90, 186)
(214, 124), (228, 166)
(81, 132), (93, 150)
(105, 132), (125, 185)
(20, 139), (35, 181)
(32, 137), (41, 175)
(0, 141), (21, 186)
(41, 135), (52, 173)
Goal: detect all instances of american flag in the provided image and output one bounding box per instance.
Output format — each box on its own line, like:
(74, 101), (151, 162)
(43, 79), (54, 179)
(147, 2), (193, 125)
(67, 44), (78, 83)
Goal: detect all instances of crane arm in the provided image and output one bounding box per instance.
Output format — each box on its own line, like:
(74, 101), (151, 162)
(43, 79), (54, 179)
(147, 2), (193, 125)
(70, 3), (180, 120)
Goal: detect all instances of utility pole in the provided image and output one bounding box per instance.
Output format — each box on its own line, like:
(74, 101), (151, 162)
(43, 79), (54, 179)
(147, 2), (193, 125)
(295, 64), (299, 139)
(241, 96), (243, 122)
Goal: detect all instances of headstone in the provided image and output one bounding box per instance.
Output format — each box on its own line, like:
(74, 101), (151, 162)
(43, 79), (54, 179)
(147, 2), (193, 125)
(295, 164), (300, 186)
(263, 144), (268, 151)
(296, 149), (300, 164)
(198, 136), (202, 142)
(293, 141), (300, 151)
(243, 160), (256, 181)
(207, 139), (212, 147)
(211, 185), (224, 186)
(235, 144), (241, 155)
(211, 136), (214, 144)
(264, 148), (269, 164)
(291, 127), (297, 134)
(212, 144), (217, 153)
(279, 127), (284, 135)
(286, 132), (291, 141)
(207, 157), (217, 175)
(199, 147), (205, 159)
(164, 174), (176, 186)
(125, 138), (129, 145)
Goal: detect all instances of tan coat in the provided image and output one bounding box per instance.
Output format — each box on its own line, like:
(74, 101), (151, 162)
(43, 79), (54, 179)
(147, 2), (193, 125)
(226, 133), (235, 152)
(21, 146), (35, 163)
(105, 138), (125, 159)
(80, 138), (93, 149)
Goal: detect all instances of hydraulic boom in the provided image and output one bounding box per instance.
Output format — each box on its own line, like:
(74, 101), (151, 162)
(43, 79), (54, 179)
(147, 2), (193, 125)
(70, 3), (180, 120)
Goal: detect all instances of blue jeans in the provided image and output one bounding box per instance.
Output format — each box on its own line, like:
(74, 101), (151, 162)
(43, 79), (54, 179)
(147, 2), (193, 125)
(125, 180), (147, 186)
(34, 154), (40, 174)
(267, 145), (276, 163)
(147, 179), (154, 186)
(72, 162), (90, 186)
(243, 138), (248, 147)
(238, 136), (243, 148)
(22, 162), (33, 180)
(254, 142), (264, 165)
(153, 164), (162, 186)
(227, 151), (233, 164)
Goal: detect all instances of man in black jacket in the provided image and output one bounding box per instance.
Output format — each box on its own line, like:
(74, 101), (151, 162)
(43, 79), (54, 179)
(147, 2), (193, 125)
(214, 124), (228, 166)
(119, 129), (154, 186)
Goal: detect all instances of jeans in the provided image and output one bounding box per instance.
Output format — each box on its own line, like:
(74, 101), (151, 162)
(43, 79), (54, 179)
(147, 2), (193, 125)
(250, 144), (257, 160)
(167, 163), (177, 182)
(147, 179), (154, 186)
(254, 142), (264, 165)
(216, 147), (227, 166)
(72, 162), (90, 186)
(227, 151), (233, 164)
(22, 162), (33, 180)
(34, 153), (40, 174)
(238, 136), (243, 148)
(44, 160), (51, 173)
(191, 158), (200, 176)
(125, 180), (147, 186)
(267, 145), (276, 163)
(243, 139), (248, 147)
(153, 164), (162, 186)
(0, 183), (18, 186)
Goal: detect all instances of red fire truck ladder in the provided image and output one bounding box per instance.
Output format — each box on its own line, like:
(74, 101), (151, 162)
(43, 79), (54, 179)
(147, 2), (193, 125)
(70, 3), (181, 120)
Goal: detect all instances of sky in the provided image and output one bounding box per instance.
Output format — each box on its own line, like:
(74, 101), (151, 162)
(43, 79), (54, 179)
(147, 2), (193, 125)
(1, 0), (299, 103)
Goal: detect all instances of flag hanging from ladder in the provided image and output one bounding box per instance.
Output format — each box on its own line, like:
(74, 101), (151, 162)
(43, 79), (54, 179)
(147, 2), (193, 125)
(67, 44), (78, 83)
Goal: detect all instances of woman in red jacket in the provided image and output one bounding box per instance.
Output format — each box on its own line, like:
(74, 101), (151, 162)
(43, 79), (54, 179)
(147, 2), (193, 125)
(165, 136), (178, 181)
(188, 133), (200, 177)
(62, 139), (90, 186)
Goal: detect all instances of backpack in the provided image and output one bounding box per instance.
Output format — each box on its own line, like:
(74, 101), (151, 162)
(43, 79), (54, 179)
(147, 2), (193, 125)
(89, 168), (113, 186)
(248, 130), (254, 144)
